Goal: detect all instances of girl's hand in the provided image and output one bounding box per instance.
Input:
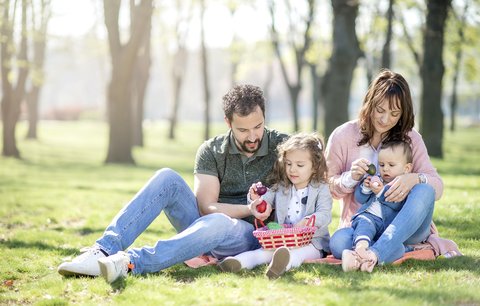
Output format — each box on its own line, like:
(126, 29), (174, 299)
(350, 158), (371, 181)
(249, 183), (261, 201)
(248, 198), (272, 221)
(384, 173), (418, 202)
(295, 218), (308, 227)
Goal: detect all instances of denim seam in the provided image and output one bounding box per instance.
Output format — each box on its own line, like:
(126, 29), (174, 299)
(116, 180), (176, 250)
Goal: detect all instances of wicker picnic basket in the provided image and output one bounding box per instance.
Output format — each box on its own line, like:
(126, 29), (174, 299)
(253, 215), (316, 250)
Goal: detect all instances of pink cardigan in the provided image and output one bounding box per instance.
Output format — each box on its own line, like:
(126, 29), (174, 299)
(325, 120), (443, 228)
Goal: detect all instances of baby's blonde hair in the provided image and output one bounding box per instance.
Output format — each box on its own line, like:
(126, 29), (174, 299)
(268, 132), (328, 189)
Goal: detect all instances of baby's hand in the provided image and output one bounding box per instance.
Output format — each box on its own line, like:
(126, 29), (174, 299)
(363, 176), (372, 188)
(370, 176), (383, 194)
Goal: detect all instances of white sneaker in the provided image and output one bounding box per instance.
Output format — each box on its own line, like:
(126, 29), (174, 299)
(58, 246), (106, 277)
(218, 257), (242, 273)
(266, 247), (290, 280)
(98, 251), (132, 283)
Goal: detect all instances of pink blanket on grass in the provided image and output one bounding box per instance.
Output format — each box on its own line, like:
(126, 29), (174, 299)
(184, 249), (439, 268)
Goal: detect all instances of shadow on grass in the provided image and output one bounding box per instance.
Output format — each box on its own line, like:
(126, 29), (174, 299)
(433, 219), (480, 241)
(110, 276), (127, 292)
(1, 239), (78, 256)
(153, 265), (221, 284)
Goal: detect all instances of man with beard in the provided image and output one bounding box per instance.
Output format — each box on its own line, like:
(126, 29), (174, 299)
(58, 84), (288, 283)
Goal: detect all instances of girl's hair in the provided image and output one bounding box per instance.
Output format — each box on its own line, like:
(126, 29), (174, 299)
(358, 69), (415, 146)
(268, 132), (328, 189)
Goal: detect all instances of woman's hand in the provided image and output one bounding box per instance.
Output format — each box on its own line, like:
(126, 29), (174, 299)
(350, 158), (371, 181)
(248, 198), (272, 221)
(384, 173), (418, 202)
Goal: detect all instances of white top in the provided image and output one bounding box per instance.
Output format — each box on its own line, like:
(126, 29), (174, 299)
(284, 186), (308, 224)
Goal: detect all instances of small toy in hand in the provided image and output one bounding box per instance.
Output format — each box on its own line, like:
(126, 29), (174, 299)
(266, 222), (283, 230)
(255, 182), (267, 196)
(370, 175), (382, 188)
(367, 164), (376, 175)
(255, 182), (268, 213)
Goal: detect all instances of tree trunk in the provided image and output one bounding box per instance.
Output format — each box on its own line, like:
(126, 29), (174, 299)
(449, 2), (469, 132)
(26, 0), (50, 140)
(263, 61), (274, 125)
(420, 0), (451, 158)
(1, 0), (30, 158)
(168, 73), (182, 140)
(269, 0), (315, 132)
(381, 0), (394, 69)
(132, 16), (151, 147)
(168, 49), (186, 140)
(310, 64), (321, 131)
(1, 2), (18, 156)
(104, 0), (153, 164)
(26, 87), (39, 139)
(167, 0), (192, 140)
(322, 0), (362, 139)
(200, 0), (210, 140)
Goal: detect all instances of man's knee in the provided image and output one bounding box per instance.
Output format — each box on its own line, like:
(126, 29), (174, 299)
(154, 168), (179, 181)
(200, 213), (235, 230)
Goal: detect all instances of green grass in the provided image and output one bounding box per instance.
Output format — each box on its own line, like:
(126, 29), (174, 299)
(1, 121), (479, 305)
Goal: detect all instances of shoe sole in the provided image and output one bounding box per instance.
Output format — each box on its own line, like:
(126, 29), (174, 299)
(57, 268), (98, 277)
(98, 258), (117, 283)
(266, 247), (290, 280)
(342, 250), (359, 272)
(218, 258), (242, 273)
(57, 263), (100, 277)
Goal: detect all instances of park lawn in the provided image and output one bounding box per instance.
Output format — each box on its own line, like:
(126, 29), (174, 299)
(0, 120), (479, 306)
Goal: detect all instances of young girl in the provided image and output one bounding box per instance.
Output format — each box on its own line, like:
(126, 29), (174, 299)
(218, 132), (332, 279)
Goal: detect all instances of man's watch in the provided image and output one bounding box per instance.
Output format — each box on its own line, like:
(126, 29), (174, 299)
(418, 173), (427, 184)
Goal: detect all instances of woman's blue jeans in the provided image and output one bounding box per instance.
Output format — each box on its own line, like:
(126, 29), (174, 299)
(95, 168), (261, 274)
(329, 184), (435, 264)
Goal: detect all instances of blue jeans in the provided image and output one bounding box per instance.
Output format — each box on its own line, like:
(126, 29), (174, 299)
(96, 168), (261, 274)
(351, 212), (384, 246)
(330, 184), (435, 264)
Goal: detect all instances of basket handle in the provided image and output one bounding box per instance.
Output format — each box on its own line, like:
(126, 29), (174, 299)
(254, 218), (266, 230)
(306, 215), (316, 227)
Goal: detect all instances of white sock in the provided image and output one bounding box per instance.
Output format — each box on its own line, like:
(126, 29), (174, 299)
(234, 248), (274, 270)
(286, 244), (322, 271)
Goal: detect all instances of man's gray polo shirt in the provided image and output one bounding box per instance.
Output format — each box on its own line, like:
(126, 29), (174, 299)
(194, 128), (288, 206)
